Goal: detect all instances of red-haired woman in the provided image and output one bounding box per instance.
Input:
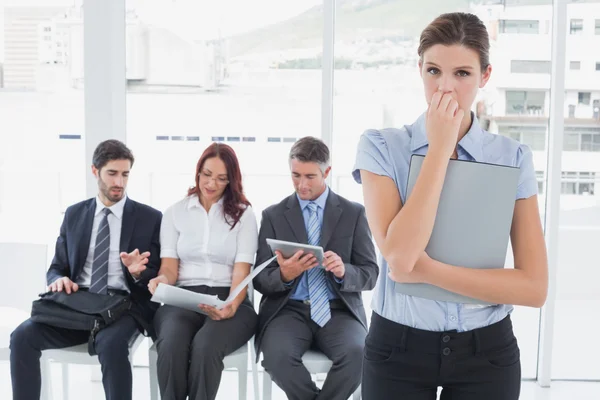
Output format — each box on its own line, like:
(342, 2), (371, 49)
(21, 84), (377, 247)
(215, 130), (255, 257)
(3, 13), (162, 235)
(148, 143), (258, 400)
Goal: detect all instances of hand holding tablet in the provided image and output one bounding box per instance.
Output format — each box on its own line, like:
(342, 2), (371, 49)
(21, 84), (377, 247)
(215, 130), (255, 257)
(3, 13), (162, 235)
(266, 238), (324, 282)
(266, 238), (325, 263)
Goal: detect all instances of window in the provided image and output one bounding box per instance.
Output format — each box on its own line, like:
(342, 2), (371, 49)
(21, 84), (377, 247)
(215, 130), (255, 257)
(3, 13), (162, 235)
(522, 130), (546, 151)
(563, 127), (600, 151)
(570, 18), (584, 35)
(126, 0), (323, 213)
(510, 60), (551, 74)
(499, 19), (539, 34)
(569, 61), (581, 70)
(578, 92), (591, 105)
(581, 133), (600, 152)
(596, 62), (600, 71)
(594, 99), (600, 119)
(509, 132), (521, 141)
(568, 104), (576, 118)
(595, 19), (600, 35)
(563, 132), (579, 151)
(499, 126), (546, 151)
(506, 90), (545, 115)
(1, 4), (84, 219)
(561, 172), (596, 195)
(536, 170), (545, 194)
(156, 136), (169, 141)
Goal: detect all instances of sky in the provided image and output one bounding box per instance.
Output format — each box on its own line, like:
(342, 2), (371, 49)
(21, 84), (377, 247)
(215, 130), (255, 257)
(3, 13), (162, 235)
(0, 0), (321, 62)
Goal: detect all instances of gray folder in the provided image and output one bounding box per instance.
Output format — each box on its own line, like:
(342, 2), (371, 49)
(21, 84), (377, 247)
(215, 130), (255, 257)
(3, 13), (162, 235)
(393, 154), (520, 304)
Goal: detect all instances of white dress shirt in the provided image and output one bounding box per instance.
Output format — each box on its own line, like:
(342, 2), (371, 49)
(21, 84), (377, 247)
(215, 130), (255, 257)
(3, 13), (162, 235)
(76, 195), (129, 292)
(160, 195), (258, 287)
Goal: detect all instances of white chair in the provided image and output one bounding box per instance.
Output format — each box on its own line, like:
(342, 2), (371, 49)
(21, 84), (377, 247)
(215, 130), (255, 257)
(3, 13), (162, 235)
(0, 242), (51, 400)
(262, 349), (361, 400)
(148, 287), (260, 400)
(42, 332), (145, 400)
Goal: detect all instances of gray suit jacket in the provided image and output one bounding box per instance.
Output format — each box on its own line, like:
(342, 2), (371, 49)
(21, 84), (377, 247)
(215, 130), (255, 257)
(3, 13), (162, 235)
(252, 189), (378, 357)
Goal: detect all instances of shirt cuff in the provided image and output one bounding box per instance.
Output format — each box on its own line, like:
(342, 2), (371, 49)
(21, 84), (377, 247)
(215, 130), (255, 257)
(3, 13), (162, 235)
(283, 278), (295, 287)
(234, 253), (255, 264)
(160, 249), (178, 259)
(333, 276), (344, 284)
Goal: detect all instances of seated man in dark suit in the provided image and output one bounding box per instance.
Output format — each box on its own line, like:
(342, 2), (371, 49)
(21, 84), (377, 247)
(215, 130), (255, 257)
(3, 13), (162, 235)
(10, 140), (162, 400)
(253, 137), (379, 400)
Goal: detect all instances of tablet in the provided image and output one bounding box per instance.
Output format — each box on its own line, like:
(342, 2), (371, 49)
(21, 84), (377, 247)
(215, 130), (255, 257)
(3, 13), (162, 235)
(266, 238), (324, 263)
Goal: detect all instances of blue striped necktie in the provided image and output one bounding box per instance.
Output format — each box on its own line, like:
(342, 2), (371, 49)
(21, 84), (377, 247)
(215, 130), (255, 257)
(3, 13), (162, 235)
(89, 208), (111, 294)
(306, 201), (331, 327)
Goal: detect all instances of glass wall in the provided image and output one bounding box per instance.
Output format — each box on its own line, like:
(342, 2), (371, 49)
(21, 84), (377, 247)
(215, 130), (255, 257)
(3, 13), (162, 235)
(2, 0), (600, 395)
(551, 0), (600, 380)
(330, 0), (555, 380)
(0, 1), (84, 246)
(125, 0), (323, 216)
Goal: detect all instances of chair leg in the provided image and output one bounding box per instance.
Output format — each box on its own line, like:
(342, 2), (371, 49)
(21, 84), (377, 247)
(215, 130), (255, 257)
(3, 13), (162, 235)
(90, 365), (102, 382)
(352, 384), (361, 400)
(149, 346), (159, 400)
(238, 363), (247, 400)
(262, 369), (272, 400)
(40, 357), (52, 400)
(61, 363), (69, 400)
(250, 343), (259, 400)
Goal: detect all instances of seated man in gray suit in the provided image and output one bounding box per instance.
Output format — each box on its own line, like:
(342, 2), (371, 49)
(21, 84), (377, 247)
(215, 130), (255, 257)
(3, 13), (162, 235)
(253, 136), (378, 400)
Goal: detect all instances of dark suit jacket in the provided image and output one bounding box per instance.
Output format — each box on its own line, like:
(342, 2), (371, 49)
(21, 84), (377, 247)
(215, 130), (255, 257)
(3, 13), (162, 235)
(253, 190), (378, 357)
(46, 197), (162, 333)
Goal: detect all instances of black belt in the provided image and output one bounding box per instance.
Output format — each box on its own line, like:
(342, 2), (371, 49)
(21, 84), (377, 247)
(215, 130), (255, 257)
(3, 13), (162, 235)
(78, 287), (129, 297)
(292, 298), (346, 310)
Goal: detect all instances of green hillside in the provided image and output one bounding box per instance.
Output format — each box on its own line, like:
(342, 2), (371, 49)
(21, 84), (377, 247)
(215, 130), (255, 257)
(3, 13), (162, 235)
(228, 0), (471, 57)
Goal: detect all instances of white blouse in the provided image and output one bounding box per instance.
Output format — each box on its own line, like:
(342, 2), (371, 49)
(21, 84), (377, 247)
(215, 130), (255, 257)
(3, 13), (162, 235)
(160, 195), (258, 287)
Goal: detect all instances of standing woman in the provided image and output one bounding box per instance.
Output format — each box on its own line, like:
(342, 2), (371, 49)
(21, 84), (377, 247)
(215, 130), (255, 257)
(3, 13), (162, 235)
(353, 12), (548, 400)
(148, 143), (258, 400)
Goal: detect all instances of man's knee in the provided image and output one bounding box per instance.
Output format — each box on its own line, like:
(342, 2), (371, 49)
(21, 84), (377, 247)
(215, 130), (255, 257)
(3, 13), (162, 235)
(10, 319), (38, 352)
(331, 340), (364, 378)
(95, 331), (130, 362)
(261, 344), (302, 374)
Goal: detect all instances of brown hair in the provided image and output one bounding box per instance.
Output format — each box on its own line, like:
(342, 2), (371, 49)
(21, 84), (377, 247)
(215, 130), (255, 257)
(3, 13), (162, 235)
(92, 139), (134, 170)
(187, 143), (250, 229)
(418, 12), (490, 71)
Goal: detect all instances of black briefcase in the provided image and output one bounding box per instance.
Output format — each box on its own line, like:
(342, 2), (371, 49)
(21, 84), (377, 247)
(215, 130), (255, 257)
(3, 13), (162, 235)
(30, 290), (132, 355)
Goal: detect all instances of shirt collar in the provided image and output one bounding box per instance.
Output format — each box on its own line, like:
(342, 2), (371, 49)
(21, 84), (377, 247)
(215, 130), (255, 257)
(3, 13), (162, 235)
(297, 185), (329, 211)
(95, 194), (127, 220)
(410, 111), (484, 162)
(187, 194), (225, 210)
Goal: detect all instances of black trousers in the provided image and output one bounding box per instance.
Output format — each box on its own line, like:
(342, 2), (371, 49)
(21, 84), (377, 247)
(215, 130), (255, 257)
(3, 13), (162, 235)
(261, 300), (367, 400)
(362, 313), (521, 400)
(10, 312), (140, 400)
(153, 285), (257, 400)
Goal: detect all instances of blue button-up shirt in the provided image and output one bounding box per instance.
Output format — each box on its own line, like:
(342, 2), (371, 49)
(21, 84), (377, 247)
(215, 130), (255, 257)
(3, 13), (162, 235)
(352, 112), (538, 332)
(288, 186), (340, 301)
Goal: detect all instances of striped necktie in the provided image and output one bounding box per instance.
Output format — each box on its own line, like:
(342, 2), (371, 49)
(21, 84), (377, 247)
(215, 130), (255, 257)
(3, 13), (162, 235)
(89, 208), (111, 294)
(306, 201), (331, 327)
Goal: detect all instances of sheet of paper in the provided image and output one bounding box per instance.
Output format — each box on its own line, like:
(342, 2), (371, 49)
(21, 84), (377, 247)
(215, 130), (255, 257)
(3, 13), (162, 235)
(151, 255), (277, 313)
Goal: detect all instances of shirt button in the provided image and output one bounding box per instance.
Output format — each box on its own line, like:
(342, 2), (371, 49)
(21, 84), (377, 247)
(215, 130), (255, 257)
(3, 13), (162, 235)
(449, 315), (457, 322)
(442, 335), (451, 343)
(443, 347), (451, 356)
